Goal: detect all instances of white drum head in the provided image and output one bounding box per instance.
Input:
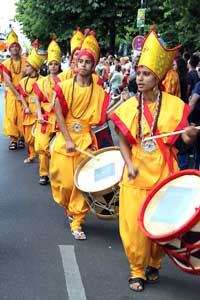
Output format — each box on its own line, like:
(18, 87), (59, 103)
(75, 147), (124, 193)
(143, 174), (200, 237)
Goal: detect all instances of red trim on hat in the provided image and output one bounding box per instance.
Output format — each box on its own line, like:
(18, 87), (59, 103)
(9, 42), (21, 49)
(77, 49), (95, 64)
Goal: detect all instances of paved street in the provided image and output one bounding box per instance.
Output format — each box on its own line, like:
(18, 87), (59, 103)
(0, 85), (199, 300)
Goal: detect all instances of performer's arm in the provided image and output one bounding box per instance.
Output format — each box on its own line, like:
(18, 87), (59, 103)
(3, 71), (21, 101)
(181, 123), (198, 145)
(189, 93), (200, 112)
(55, 97), (76, 152)
(19, 95), (32, 114)
(35, 96), (44, 123)
(118, 131), (139, 180)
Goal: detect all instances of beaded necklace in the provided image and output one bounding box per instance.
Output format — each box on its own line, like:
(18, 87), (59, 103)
(70, 76), (93, 119)
(25, 75), (39, 95)
(45, 76), (55, 103)
(10, 57), (22, 75)
(138, 91), (162, 152)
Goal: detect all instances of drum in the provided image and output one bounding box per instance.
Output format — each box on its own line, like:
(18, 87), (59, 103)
(139, 169), (200, 275)
(74, 146), (124, 220)
(92, 122), (113, 148)
(49, 135), (56, 154)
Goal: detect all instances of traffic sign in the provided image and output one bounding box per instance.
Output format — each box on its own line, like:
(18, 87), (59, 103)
(132, 35), (145, 51)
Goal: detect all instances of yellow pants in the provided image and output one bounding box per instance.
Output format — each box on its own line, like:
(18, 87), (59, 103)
(50, 150), (90, 231)
(3, 92), (23, 139)
(35, 129), (53, 176)
(119, 186), (164, 280)
(23, 125), (35, 160)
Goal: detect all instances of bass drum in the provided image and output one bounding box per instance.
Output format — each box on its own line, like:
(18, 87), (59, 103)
(74, 146), (124, 220)
(139, 169), (200, 275)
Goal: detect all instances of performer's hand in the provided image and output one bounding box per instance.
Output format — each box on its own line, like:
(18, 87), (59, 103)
(16, 93), (22, 101)
(24, 107), (32, 115)
(127, 163), (139, 180)
(66, 139), (76, 153)
(182, 123), (198, 145)
(90, 145), (97, 151)
(37, 116), (45, 124)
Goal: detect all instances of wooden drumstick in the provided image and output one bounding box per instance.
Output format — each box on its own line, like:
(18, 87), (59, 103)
(144, 126), (200, 141)
(36, 119), (54, 125)
(76, 147), (100, 161)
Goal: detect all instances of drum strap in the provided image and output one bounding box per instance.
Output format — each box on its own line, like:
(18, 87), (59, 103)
(143, 101), (174, 174)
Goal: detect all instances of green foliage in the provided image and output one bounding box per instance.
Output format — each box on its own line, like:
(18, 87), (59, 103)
(15, 0), (199, 55)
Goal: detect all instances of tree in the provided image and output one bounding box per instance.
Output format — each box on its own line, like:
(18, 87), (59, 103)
(15, 0), (139, 54)
(15, 0), (200, 54)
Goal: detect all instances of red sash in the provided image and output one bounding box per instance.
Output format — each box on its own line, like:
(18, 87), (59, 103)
(143, 101), (175, 174)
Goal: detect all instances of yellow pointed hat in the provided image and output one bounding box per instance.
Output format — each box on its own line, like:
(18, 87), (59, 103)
(26, 40), (47, 71)
(7, 30), (20, 48)
(47, 36), (61, 64)
(138, 26), (181, 81)
(70, 27), (84, 56)
(78, 30), (100, 65)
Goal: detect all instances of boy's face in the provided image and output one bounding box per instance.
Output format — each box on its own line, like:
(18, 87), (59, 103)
(77, 55), (94, 76)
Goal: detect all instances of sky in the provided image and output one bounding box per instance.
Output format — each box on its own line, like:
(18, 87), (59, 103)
(0, 0), (16, 25)
(0, 0), (30, 48)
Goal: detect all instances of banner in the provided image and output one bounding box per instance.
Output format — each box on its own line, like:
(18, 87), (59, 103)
(137, 8), (146, 28)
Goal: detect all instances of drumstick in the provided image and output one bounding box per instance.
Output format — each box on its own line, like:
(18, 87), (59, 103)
(36, 119), (54, 125)
(76, 147), (100, 161)
(144, 126), (200, 141)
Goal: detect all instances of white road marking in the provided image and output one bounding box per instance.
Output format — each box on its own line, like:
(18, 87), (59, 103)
(59, 245), (87, 300)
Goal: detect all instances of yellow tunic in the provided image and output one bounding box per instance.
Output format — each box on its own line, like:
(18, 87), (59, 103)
(33, 76), (57, 176)
(50, 78), (109, 231)
(109, 92), (189, 279)
(2, 56), (26, 139)
(18, 76), (42, 160)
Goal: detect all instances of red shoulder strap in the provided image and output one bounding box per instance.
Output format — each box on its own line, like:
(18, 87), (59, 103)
(143, 101), (175, 174)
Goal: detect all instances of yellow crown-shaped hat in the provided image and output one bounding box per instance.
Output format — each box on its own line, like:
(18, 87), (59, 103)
(79, 31), (100, 65)
(27, 40), (47, 71)
(70, 27), (84, 56)
(47, 36), (61, 64)
(7, 30), (20, 48)
(138, 26), (181, 81)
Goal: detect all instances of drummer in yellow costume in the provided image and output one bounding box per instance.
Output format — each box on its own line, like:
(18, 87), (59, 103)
(33, 36), (61, 185)
(55, 27), (102, 86)
(50, 31), (110, 240)
(109, 27), (197, 292)
(1, 30), (26, 150)
(17, 40), (47, 163)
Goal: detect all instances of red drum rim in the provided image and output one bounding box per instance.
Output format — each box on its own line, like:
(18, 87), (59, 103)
(139, 169), (200, 242)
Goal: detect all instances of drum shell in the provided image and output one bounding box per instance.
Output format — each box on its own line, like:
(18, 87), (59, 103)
(139, 169), (200, 275)
(139, 169), (200, 242)
(92, 123), (113, 148)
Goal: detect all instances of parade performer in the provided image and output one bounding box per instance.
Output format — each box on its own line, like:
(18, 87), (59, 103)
(55, 27), (84, 82)
(109, 27), (197, 292)
(1, 30), (26, 150)
(33, 37), (61, 185)
(55, 27), (102, 86)
(50, 31), (110, 240)
(17, 40), (47, 163)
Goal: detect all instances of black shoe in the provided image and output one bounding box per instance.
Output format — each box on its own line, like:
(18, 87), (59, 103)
(39, 176), (49, 185)
(9, 142), (17, 150)
(18, 139), (25, 149)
